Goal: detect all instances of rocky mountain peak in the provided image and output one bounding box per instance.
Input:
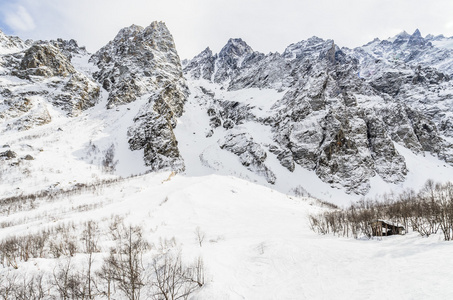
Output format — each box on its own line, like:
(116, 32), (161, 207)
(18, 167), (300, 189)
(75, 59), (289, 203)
(198, 47), (213, 58)
(392, 31), (410, 46)
(412, 28), (421, 37)
(2, 25), (453, 198)
(219, 38), (254, 58)
(395, 31), (410, 38)
(90, 21), (188, 172)
(184, 29), (453, 195)
(282, 37), (335, 61)
(183, 47), (215, 80)
(45, 38), (87, 58)
(113, 24), (144, 42)
(90, 21), (186, 107)
(408, 28), (426, 47)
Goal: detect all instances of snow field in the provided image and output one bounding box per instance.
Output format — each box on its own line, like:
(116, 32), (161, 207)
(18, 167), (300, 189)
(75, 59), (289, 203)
(1, 172), (453, 299)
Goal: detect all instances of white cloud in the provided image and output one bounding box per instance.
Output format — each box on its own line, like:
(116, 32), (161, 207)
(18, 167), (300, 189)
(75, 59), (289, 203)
(4, 5), (35, 32)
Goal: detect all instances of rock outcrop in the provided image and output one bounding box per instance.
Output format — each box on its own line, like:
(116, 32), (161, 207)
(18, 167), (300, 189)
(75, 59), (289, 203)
(92, 21), (188, 171)
(0, 37), (100, 131)
(219, 132), (276, 184)
(184, 30), (453, 194)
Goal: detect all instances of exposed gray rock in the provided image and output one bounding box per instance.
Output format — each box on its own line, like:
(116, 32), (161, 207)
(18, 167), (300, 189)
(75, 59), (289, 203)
(315, 112), (374, 194)
(127, 91), (184, 172)
(14, 44), (76, 78)
(1, 39), (100, 124)
(0, 29), (31, 53)
(365, 113), (407, 183)
(0, 150), (16, 159)
(24, 154), (34, 160)
(90, 22), (188, 110)
(6, 102), (52, 131)
(183, 47), (216, 80)
(219, 132), (276, 184)
(185, 31), (453, 194)
(92, 22), (188, 172)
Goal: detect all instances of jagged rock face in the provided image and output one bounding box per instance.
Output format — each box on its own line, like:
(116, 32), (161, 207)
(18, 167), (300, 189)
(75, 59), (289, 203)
(0, 36), (100, 131)
(353, 29), (453, 77)
(90, 22), (188, 110)
(15, 44), (76, 78)
(1, 25), (453, 195)
(183, 48), (216, 80)
(184, 31), (453, 194)
(219, 132), (276, 184)
(364, 113), (407, 183)
(214, 38), (254, 83)
(45, 38), (87, 59)
(405, 108), (453, 163)
(92, 21), (188, 171)
(127, 91), (184, 172)
(379, 103), (423, 153)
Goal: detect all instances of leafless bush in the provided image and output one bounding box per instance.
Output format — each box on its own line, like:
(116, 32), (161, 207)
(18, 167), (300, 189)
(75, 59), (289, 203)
(81, 220), (100, 254)
(195, 226), (205, 247)
(13, 273), (47, 300)
(100, 221), (150, 300)
(149, 246), (205, 300)
(0, 219), (206, 299)
(309, 180), (453, 241)
(0, 272), (18, 299)
(48, 223), (78, 258)
(51, 258), (85, 300)
(0, 177), (123, 215)
(0, 271), (48, 300)
(0, 231), (50, 268)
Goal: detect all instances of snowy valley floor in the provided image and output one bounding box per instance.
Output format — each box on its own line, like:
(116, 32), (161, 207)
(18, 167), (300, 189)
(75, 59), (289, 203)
(1, 172), (452, 299)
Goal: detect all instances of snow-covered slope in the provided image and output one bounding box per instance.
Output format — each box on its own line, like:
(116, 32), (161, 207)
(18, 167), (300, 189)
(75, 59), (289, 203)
(1, 23), (453, 299)
(1, 173), (452, 299)
(0, 22), (187, 198)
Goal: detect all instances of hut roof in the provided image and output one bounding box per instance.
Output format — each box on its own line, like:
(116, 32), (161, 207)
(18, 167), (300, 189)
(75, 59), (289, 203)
(371, 219), (405, 229)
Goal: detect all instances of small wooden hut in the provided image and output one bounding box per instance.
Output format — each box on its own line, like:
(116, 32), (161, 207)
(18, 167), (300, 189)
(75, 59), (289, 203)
(371, 219), (405, 236)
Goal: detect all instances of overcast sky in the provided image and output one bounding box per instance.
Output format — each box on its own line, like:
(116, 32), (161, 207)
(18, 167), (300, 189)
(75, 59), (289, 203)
(1, 0), (453, 59)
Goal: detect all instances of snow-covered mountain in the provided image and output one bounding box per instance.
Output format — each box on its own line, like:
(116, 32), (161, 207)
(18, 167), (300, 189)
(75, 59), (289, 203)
(1, 25), (453, 204)
(1, 24), (453, 300)
(183, 30), (453, 198)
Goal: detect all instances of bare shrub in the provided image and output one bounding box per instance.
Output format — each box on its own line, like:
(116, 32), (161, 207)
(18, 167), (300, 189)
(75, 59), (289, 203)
(195, 226), (205, 247)
(51, 258), (85, 300)
(149, 251), (205, 300)
(0, 272), (18, 300)
(101, 221), (150, 300)
(48, 223), (78, 258)
(309, 180), (453, 241)
(13, 273), (47, 300)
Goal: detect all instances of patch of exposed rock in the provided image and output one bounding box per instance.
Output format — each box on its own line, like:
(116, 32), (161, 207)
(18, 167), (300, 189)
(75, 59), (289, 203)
(1, 39), (100, 125)
(219, 132), (276, 184)
(92, 22), (188, 171)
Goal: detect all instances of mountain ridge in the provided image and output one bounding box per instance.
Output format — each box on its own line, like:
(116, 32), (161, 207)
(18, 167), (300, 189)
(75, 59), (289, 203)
(1, 23), (453, 203)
